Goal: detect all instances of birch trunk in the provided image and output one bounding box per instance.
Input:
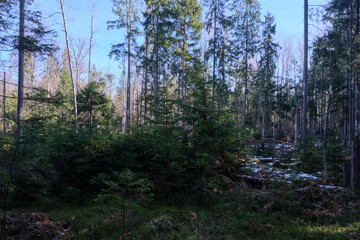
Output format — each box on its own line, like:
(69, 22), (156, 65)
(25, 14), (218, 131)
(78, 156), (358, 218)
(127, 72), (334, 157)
(60, 0), (78, 133)
(88, 7), (94, 83)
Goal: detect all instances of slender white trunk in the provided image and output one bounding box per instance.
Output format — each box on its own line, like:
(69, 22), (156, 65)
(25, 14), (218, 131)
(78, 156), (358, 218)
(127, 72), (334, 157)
(60, 0), (78, 133)
(88, 8), (94, 83)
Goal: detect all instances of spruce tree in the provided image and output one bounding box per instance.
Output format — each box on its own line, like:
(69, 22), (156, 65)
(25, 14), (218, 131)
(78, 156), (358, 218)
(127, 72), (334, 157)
(230, 0), (260, 118)
(183, 57), (247, 191)
(256, 13), (279, 139)
(173, 0), (203, 121)
(109, 0), (142, 131)
(205, 0), (231, 107)
(77, 81), (113, 136)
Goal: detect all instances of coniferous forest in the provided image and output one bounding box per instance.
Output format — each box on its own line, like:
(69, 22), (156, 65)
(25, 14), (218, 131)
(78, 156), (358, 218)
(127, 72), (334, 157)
(1, 0), (360, 239)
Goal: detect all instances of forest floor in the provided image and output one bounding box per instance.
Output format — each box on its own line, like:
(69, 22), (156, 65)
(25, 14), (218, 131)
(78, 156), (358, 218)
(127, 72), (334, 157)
(3, 181), (359, 240)
(2, 143), (360, 240)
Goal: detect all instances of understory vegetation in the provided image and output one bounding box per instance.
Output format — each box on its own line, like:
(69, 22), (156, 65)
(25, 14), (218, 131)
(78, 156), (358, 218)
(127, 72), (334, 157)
(1, 0), (360, 239)
(2, 177), (360, 239)
(1, 127), (360, 239)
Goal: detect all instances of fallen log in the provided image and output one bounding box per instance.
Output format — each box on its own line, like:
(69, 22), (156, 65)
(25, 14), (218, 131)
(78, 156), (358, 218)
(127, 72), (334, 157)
(236, 174), (345, 190)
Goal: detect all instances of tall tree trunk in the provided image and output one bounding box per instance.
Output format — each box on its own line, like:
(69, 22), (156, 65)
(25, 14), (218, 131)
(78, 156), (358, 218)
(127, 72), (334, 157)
(126, 30), (131, 131)
(344, 25), (350, 145)
(154, 16), (159, 115)
(60, 0), (78, 133)
(352, 1), (360, 188)
(122, 57), (126, 133)
(177, 57), (181, 118)
(314, 66), (318, 134)
(349, 4), (354, 150)
(302, 0), (308, 138)
(3, 72), (6, 133)
(212, 2), (217, 100)
(323, 99), (330, 185)
(323, 52), (333, 185)
(356, 1), (360, 135)
(144, 28), (149, 120)
(262, 98), (265, 140)
(295, 107), (298, 144)
(76, 67), (80, 92)
(244, 0), (249, 117)
(88, 7), (94, 83)
(181, 23), (187, 126)
(17, 0), (25, 138)
(321, 75), (324, 135)
(139, 73), (143, 125)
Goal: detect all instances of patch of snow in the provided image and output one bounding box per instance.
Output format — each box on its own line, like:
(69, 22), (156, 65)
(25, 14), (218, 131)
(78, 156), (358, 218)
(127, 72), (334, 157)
(296, 173), (319, 180)
(283, 174), (292, 179)
(319, 185), (344, 190)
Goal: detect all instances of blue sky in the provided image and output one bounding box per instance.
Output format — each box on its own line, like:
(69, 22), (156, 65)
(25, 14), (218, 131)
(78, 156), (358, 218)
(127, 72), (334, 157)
(35, 0), (120, 75)
(33, 0), (328, 81)
(261, 0), (329, 40)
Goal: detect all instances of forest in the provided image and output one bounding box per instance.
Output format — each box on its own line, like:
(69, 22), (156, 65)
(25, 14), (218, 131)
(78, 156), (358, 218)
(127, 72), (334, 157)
(0, 0), (360, 239)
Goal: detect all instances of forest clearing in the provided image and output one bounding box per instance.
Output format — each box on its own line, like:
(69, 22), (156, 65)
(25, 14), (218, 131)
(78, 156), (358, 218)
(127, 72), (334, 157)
(1, 0), (360, 239)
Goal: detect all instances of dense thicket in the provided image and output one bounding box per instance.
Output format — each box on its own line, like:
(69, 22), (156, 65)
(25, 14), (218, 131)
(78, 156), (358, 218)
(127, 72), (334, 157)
(1, 0), (360, 212)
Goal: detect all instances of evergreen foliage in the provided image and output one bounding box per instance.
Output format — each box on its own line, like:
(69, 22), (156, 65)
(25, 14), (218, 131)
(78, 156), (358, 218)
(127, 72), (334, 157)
(2, 1), (360, 238)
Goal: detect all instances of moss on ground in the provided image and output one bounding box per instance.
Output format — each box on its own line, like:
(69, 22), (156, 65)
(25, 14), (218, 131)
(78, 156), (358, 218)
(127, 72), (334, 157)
(30, 182), (360, 240)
